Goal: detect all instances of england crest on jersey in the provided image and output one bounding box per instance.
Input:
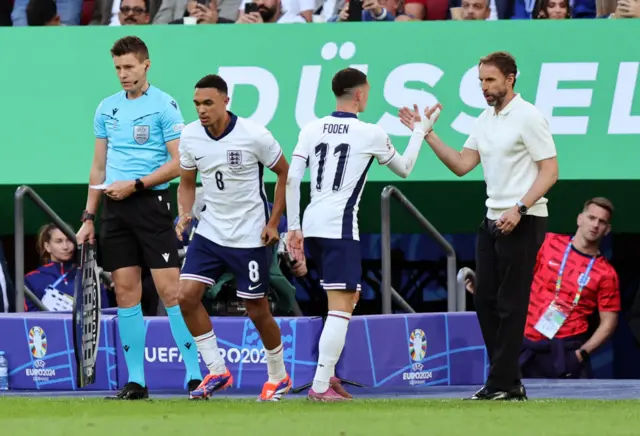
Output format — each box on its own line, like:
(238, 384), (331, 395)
(578, 272), (591, 287)
(134, 125), (150, 144)
(227, 150), (242, 168)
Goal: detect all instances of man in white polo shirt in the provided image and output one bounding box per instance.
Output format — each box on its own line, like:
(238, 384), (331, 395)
(399, 51), (559, 401)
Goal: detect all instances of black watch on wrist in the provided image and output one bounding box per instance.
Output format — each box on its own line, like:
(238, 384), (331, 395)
(134, 178), (145, 191)
(81, 210), (95, 222)
(579, 349), (590, 362)
(516, 201), (528, 216)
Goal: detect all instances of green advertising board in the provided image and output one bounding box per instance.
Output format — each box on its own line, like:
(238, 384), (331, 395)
(1, 20), (639, 186)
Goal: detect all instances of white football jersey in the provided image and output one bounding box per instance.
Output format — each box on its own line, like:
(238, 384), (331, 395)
(179, 114), (283, 248)
(292, 112), (396, 240)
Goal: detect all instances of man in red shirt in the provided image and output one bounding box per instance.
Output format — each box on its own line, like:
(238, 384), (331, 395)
(462, 197), (620, 381)
(520, 197), (620, 378)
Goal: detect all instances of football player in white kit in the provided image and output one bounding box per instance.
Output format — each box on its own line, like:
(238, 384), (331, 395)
(175, 74), (292, 402)
(285, 68), (440, 401)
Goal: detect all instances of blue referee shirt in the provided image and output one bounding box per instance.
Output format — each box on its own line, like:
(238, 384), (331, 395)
(93, 85), (185, 191)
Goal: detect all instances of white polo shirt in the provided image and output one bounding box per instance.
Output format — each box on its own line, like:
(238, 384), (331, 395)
(463, 94), (557, 220)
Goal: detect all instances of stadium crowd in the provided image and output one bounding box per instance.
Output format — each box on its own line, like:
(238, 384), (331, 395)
(2, 0), (638, 27)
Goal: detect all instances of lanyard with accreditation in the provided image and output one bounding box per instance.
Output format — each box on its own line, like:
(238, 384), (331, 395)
(534, 238), (597, 340)
(41, 271), (74, 312)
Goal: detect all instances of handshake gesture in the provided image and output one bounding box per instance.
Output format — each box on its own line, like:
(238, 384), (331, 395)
(398, 103), (443, 134)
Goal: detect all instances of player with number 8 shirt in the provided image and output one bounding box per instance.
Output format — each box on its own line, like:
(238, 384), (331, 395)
(175, 74), (292, 402)
(285, 68), (436, 401)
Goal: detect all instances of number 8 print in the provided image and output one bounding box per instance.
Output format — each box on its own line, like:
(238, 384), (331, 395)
(248, 260), (260, 283)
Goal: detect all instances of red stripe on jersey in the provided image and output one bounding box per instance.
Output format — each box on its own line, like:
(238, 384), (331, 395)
(524, 233), (621, 341)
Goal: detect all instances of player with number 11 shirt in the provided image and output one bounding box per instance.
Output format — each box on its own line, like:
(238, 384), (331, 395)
(286, 68), (437, 401)
(176, 74), (292, 402)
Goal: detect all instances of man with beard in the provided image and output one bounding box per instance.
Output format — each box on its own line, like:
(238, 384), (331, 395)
(117, 0), (151, 24)
(399, 51), (559, 401)
(236, 0), (314, 23)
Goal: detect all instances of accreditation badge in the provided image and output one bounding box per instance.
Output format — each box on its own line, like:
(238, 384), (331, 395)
(534, 300), (570, 339)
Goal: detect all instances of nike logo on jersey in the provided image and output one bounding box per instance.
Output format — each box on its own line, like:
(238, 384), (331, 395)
(162, 253), (170, 262)
(249, 283), (262, 291)
(195, 156), (204, 161)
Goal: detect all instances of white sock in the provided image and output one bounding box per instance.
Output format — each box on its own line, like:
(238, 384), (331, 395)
(265, 343), (287, 383)
(194, 331), (227, 376)
(312, 311), (351, 394)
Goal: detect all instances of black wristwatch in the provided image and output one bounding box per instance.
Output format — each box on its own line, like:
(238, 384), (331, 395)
(516, 201), (528, 216)
(81, 210), (95, 222)
(134, 178), (145, 191)
(579, 349), (590, 363)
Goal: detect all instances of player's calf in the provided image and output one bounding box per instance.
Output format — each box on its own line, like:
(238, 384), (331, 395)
(177, 279), (207, 318)
(311, 290), (355, 396)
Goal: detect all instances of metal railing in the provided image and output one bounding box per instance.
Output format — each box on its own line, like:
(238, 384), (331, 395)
(14, 185), (79, 313)
(381, 185), (465, 314)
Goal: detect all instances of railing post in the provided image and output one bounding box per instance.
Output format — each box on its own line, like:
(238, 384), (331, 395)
(380, 185), (459, 313)
(380, 186), (394, 315)
(14, 186), (27, 313)
(446, 255), (457, 313)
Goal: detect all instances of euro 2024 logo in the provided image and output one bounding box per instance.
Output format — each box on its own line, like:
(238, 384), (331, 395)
(29, 326), (48, 359)
(26, 326), (57, 382)
(403, 329), (432, 385)
(409, 329), (427, 362)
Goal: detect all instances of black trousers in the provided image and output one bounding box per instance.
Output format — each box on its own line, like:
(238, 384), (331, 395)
(474, 215), (547, 391)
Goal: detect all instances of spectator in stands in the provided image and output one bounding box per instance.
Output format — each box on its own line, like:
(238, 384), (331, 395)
(24, 223), (111, 312)
(13, 0), (80, 25)
(172, 0), (235, 23)
(328, 0), (395, 21)
(385, 0), (410, 18)
(155, 0), (240, 22)
(26, 0), (61, 25)
(615, 0), (640, 16)
(114, 0), (151, 24)
(91, 0), (161, 24)
(403, 0), (447, 19)
(532, 0), (570, 18)
(449, 0), (516, 20)
(455, 0), (491, 19)
(465, 198), (620, 379)
(236, 0), (314, 23)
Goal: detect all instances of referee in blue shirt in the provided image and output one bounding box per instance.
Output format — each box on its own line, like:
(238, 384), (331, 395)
(75, 36), (202, 400)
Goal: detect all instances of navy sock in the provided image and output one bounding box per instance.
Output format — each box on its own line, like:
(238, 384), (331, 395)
(166, 304), (203, 384)
(118, 304), (146, 387)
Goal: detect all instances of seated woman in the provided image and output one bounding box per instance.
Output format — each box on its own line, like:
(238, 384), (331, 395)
(532, 0), (571, 18)
(24, 223), (110, 312)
